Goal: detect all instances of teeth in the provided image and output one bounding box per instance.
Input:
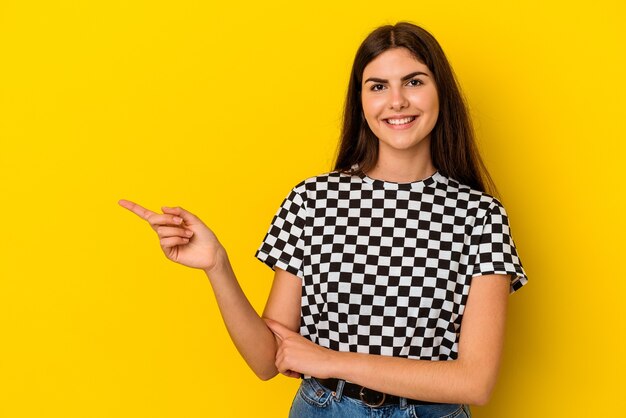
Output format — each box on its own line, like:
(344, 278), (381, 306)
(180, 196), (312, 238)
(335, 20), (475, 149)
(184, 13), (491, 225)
(387, 116), (415, 125)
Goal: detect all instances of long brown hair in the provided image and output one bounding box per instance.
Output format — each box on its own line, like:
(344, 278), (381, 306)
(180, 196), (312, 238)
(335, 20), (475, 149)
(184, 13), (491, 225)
(334, 22), (497, 196)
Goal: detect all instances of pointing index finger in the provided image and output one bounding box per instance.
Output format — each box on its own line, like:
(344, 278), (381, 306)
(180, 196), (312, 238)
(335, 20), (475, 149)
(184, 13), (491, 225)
(118, 199), (156, 221)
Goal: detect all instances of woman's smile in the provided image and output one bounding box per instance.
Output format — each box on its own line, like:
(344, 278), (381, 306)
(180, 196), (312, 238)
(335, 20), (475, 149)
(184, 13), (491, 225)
(384, 115), (418, 128)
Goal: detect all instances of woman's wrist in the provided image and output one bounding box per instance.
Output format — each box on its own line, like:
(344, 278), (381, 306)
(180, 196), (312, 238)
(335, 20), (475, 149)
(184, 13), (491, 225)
(202, 245), (230, 277)
(329, 350), (356, 381)
(321, 348), (351, 380)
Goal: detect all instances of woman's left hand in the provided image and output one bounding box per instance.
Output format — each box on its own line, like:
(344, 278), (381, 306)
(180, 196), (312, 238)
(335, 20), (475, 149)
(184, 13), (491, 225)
(265, 318), (338, 379)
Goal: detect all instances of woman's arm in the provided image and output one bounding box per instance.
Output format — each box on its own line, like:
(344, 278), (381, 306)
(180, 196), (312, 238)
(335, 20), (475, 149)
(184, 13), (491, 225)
(268, 274), (510, 405)
(206, 259), (301, 380)
(119, 200), (301, 380)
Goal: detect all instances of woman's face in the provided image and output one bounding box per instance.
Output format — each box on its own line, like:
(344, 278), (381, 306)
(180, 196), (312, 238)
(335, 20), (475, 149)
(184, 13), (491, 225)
(361, 47), (439, 157)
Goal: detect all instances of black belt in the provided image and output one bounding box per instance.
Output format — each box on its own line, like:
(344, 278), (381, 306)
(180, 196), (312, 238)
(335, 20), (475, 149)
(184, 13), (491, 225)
(315, 378), (436, 407)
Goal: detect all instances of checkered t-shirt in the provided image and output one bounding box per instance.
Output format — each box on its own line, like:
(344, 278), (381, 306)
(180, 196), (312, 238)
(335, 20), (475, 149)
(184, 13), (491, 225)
(255, 170), (528, 361)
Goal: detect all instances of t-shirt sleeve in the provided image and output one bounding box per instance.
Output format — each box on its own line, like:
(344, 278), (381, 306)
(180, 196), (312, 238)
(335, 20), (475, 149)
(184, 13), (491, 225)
(255, 186), (307, 279)
(472, 200), (528, 293)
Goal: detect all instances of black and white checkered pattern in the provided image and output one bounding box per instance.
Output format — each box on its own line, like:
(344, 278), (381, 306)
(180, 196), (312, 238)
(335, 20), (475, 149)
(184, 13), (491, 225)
(256, 171), (527, 360)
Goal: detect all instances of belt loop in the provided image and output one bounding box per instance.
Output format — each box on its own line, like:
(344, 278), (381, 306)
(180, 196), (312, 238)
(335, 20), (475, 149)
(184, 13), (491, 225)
(335, 379), (345, 400)
(399, 397), (408, 410)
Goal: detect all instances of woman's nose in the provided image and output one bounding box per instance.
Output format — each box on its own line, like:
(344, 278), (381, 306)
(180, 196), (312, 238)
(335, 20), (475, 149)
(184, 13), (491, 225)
(388, 88), (409, 110)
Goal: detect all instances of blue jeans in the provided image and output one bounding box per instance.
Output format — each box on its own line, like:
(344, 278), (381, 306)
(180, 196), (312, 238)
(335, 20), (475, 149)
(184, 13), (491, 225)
(289, 378), (472, 418)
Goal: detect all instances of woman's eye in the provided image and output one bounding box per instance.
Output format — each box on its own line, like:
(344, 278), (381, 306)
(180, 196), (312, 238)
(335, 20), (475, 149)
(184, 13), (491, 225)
(407, 79), (423, 87)
(370, 84), (385, 91)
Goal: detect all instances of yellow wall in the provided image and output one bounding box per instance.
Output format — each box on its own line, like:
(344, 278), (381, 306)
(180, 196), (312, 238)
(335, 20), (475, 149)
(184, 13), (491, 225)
(1, 0), (624, 416)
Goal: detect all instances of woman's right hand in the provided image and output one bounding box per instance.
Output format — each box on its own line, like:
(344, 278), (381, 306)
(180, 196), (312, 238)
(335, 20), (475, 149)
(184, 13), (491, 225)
(118, 199), (225, 272)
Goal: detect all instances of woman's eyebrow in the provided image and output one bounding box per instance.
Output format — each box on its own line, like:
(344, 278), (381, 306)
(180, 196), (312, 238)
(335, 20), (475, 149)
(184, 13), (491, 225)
(364, 71), (430, 84)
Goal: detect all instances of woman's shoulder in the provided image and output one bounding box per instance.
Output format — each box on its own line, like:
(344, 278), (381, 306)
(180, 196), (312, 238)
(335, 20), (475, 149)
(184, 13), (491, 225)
(434, 172), (504, 213)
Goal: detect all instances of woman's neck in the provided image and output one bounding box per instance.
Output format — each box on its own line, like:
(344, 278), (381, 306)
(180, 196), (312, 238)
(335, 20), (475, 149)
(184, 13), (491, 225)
(365, 146), (436, 183)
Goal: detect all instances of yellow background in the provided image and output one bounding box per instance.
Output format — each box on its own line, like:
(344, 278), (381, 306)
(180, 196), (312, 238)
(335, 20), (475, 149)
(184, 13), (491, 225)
(1, 0), (624, 416)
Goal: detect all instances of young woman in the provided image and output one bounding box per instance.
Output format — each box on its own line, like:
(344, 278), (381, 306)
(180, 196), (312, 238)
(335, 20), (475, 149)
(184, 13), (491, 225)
(120, 22), (527, 418)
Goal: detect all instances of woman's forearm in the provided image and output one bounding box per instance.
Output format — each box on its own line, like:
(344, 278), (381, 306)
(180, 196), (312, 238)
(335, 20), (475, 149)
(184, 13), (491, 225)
(203, 248), (278, 380)
(331, 351), (496, 406)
